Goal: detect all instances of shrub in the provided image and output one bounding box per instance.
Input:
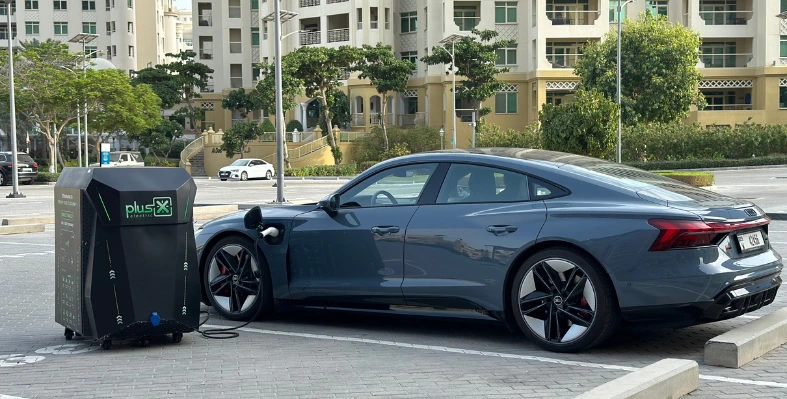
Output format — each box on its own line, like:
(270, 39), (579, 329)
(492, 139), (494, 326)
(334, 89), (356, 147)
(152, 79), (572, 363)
(622, 121), (787, 162)
(36, 172), (60, 182)
(284, 164), (357, 177)
(351, 125), (441, 164)
(358, 161), (377, 173)
(285, 119), (304, 132)
(625, 155), (787, 171)
(540, 89), (619, 159)
(475, 120), (541, 148)
(653, 171), (714, 187)
(260, 118), (275, 133)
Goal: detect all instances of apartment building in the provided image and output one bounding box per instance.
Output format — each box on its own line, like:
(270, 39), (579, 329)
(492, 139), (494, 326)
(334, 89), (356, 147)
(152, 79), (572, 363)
(178, 8), (193, 52)
(192, 0), (787, 147)
(0, 0), (188, 75)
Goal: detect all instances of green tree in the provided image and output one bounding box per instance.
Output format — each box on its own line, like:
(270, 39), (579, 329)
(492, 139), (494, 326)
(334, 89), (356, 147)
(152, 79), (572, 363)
(221, 88), (261, 119)
(574, 13), (705, 125)
(85, 68), (162, 161)
(354, 43), (415, 150)
(260, 118), (275, 132)
(131, 65), (182, 109)
(220, 122), (262, 158)
(254, 59), (303, 169)
(0, 41), (82, 171)
(539, 89), (619, 159)
(317, 89), (350, 133)
(128, 118), (184, 163)
(162, 50), (214, 130)
(285, 46), (362, 164)
(421, 29), (515, 118)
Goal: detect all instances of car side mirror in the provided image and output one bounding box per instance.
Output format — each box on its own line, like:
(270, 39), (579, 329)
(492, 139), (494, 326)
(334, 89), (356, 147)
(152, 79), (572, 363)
(244, 206), (263, 229)
(319, 194), (340, 215)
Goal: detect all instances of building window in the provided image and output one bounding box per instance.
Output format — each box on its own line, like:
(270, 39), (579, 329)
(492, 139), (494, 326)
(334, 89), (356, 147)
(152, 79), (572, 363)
(230, 64), (243, 88)
(400, 11), (417, 33)
(228, 0), (240, 18)
(128, 45), (134, 57)
(25, 21), (40, 35)
(781, 35), (787, 58)
(263, 23), (268, 40)
(82, 0), (96, 10)
(495, 2), (517, 23)
(128, 22), (133, 33)
(495, 91), (518, 114)
(251, 0), (259, 10)
(783, 0), (787, 12)
(85, 45), (97, 58)
(495, 47), (517, 65)
(454, 5), (479, 31)
(127, 0), (133, 8)
(610, 1), (627, 22)
(82, 22), (97, 34)
(252, 64), (261, 81)
(401, 51), (418, 66)
(251, 27), (260, 45)
(54, 22), (68, 35)
(780, 87), (787, 109)
(25, 1), (38, 10)
(646, 0), (668, 17)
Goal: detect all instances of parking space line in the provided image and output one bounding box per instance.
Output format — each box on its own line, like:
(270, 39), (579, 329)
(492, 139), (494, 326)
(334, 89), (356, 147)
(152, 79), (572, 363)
(203, 324), (787, 389)
(1, 395), (28, 399)
(0, 242), (55, 247)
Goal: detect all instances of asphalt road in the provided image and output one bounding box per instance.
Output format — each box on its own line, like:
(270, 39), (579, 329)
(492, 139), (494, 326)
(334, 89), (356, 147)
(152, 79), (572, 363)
(1, 167), (786, 398)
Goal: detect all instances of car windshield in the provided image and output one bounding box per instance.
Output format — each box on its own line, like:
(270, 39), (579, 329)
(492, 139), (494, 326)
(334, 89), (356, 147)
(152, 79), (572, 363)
(231, 160), (250, 166)
(110, 153), (121, 162)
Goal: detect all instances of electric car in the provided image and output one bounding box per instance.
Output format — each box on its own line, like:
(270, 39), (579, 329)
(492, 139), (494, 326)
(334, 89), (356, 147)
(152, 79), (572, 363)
(194, 148), (782, 353)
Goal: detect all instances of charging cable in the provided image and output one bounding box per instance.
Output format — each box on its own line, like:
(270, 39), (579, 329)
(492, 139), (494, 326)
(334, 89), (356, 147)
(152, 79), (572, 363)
(196, 226), (280, 339)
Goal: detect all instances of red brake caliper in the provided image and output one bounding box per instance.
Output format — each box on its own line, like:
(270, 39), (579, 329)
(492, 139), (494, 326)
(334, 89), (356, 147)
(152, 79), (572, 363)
(579, 296), (590, 318)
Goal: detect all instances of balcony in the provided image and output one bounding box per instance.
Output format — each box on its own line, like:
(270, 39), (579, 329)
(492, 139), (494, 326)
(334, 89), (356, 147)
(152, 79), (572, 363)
(328, 28), (349, 43)
(699, 10), (753, 26)
(399, 113), (429, 127)
(700, 53), (752, 68)
(300, 31), (321, 45)
(547, 53), (582, 68)
(197, 2), (212, 26)
(700, 88), (752, 111)
(352, 113), (364, 127)
(547, 10), (599, 25)
(454, 2), (480, 31)
(300, 0), (320, 7)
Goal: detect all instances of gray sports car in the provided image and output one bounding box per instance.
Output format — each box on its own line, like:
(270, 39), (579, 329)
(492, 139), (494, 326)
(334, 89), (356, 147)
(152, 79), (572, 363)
(194, 148), (783, 352)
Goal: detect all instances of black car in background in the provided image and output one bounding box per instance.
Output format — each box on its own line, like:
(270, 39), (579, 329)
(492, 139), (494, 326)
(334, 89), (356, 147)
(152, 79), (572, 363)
(0, 152), (38, 186)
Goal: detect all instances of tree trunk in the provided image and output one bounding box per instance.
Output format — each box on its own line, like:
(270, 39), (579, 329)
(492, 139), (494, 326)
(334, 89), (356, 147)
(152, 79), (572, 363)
(185, 89), (197, 130)
(283, 142), (291, 169)
(381, 93), (389, 151)
(47, 136), (56, 173)
(319, 90), (339, 165)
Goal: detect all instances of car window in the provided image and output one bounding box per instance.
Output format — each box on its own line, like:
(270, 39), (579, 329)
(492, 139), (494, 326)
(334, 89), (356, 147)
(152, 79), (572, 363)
(120, 154), (129, 162)
(251, 160), (262, 166)
(130, 153), (141, 162)
(437, 164), (529, 204)
(0, 155), (6, 162)
(17, 154), (34, 163)
(340, 163), (438, 208)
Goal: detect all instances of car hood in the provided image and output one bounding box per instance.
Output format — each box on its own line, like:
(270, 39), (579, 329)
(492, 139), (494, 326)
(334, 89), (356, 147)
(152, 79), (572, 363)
(219, 166), (243, 171)
(198, 204), (318, 230)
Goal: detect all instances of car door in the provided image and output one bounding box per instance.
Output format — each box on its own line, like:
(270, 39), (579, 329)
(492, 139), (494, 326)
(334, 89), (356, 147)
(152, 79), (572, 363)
(246, 160), (259, 178)
(402, 163), (551, 312)
(287, 162), (443, 305)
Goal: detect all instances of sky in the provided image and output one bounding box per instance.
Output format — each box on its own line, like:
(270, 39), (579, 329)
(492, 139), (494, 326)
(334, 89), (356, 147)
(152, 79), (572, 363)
(174, 0), (191, 10)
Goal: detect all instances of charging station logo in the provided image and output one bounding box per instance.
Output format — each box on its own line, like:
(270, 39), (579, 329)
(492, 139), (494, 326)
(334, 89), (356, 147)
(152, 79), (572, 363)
(125, 197), (173, 218)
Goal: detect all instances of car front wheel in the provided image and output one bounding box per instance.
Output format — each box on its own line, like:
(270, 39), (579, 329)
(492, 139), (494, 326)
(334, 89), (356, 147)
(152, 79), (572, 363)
(203, 236), (273, 321)
(240, 171), (248, 181)
(511, 247), (620, 353)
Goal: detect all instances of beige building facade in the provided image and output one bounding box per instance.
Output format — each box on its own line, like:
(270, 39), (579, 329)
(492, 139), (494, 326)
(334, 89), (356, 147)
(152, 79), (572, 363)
(187, 0), (787, 174)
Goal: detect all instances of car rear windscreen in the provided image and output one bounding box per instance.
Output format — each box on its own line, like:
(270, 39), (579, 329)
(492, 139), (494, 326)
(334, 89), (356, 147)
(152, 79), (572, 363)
(17, 154), (35, 164)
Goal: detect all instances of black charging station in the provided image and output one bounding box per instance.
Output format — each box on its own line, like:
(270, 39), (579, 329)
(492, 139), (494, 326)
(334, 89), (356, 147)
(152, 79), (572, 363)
(54, 167), (200, 349)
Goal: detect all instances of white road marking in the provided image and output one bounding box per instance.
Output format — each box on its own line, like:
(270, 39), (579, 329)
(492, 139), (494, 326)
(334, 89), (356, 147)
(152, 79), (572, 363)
(0, 242), (55, 247)
(0, 251), (55, 259)
(1, 395), (28, 399)
(739, 315), (761, 319)
(202, 324), (787, 389)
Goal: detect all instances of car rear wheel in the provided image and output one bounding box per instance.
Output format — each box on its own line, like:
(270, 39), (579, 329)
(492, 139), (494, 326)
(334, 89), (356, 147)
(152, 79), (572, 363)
(240, 172), (248, 181)
(203, 236), (273, 321)
(511, 247), (620, 353)
(0, 173), (5, 186)
(265, 170), (273, 180)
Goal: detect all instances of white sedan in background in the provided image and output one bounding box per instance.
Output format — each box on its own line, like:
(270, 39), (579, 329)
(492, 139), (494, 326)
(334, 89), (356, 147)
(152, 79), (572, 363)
(217, 158), (275, 181)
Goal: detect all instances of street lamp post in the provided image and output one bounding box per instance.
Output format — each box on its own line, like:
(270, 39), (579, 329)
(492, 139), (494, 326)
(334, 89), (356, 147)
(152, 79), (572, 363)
(3, 0), (23, 198)
(616, 0), (635, 163)
(440, 34), (466, 150)
(264, 8), (298, 204)
(69, 33), (99, 167)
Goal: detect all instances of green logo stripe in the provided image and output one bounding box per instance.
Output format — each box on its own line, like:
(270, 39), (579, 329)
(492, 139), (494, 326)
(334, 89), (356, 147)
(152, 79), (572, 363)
(97, 191), (111, 221)
(184, 196), (190, 220)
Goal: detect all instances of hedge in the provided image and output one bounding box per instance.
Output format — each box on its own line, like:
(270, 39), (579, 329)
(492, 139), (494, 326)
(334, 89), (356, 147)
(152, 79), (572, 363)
(625, 155), (787, 171)
(36, 172), (60, 182)
(284, 164), (357, 177)
(653, 171), (714, 187)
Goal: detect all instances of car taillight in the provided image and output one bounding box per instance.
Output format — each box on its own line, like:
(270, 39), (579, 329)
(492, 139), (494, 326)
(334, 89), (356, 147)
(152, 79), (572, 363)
(648, 217), (770, 251)
(33, 163), (37, 168)
(6, 164), (11, 168)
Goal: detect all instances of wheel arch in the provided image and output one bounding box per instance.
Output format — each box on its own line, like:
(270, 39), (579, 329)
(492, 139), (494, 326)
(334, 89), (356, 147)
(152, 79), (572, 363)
(501, 240), (620, 333)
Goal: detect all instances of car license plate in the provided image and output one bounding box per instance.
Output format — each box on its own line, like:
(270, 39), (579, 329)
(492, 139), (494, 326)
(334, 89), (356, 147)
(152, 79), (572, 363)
(21, 168), (32, 172)
(737, 231), (765, 252)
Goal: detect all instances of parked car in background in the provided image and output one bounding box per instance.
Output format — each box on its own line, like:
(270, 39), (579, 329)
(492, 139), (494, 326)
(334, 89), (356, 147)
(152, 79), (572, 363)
(88, 151), (145, 167)
(194, 148), (782, 353)
(0, 152), (38, 186)
(218, 158), (275, 181)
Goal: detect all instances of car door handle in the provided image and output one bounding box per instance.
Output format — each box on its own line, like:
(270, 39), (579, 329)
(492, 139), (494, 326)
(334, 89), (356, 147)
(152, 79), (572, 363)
(371, 226), (400, 236)
(487, 225), (517, 236)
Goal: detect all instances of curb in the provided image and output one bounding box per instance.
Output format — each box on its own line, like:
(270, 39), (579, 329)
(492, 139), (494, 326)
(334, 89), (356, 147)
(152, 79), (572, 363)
(704, 306), (787, 368)
(574, 358), (698, 399)
(2, 217), (55, 226)
(0, 224), (46, 235)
